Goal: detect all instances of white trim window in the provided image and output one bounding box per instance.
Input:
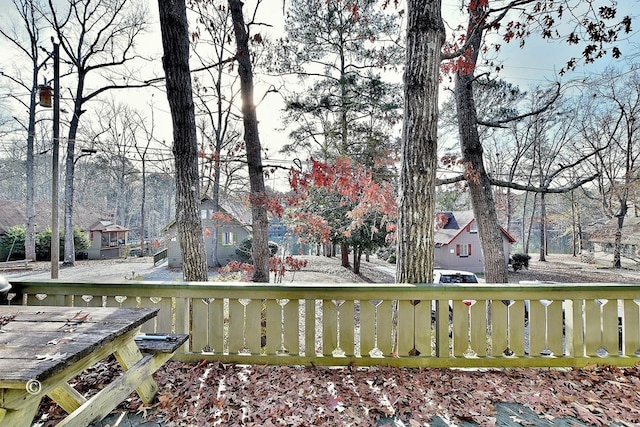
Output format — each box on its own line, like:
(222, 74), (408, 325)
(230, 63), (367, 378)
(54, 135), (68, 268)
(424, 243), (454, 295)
(221, 231), (236, 246)
(456, 243), (471, 257)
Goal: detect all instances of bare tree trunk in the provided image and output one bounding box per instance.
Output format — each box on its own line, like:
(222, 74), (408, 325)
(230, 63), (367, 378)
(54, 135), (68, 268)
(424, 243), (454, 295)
(158, 0), (208, 281)
(2, 0), (44, 261)
(396, 0), (444, 284)
(614, 211), (626, 268)
(140, 159), (146, 257)
(539, 192), (547, 261)
(340, 243), (349, 268)
(524, 194), (538, 254)
(63, 92), (83, 265)
(454, 2), (508, 283)
(570, 193), (578, 257)
(576, 202), (584, 256)
(25, 60), (37, 262)
(352, 247), (361, 275)
(229, 0), (269, 282)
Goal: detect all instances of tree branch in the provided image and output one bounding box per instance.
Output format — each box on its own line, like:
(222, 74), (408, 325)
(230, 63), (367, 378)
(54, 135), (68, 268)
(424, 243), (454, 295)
(478, 83), (560, 128)
(490, 173), (599, 193)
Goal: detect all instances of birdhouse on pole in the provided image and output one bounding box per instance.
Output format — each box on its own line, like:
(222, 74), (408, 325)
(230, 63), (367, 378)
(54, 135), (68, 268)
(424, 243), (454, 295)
(39, 84), (52, 108)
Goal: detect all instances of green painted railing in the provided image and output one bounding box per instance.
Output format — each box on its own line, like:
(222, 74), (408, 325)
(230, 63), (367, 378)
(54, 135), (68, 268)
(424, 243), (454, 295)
(6, 280), (640, 368)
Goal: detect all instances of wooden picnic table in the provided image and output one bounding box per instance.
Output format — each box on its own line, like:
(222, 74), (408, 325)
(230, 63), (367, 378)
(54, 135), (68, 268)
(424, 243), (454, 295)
(0, 305), (186, 427)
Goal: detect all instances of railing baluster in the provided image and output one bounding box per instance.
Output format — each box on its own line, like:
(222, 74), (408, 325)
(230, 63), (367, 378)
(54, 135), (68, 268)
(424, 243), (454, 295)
(265, 299), (298, 356)
(469, 300), (486, 357)
(585, 299), (602, 356)
(304, 299), (316, 357)
(492, 300), (510, 357)
(9, 280), (640, 367)
(510, 300), (526, 356)
(624, 299), (640, 356)
(601, 299), (619, 356)
(452, 300), (468, 357)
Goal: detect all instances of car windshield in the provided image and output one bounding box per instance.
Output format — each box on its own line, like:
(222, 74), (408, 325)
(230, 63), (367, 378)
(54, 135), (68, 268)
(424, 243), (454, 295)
(439, 274), (478, 283)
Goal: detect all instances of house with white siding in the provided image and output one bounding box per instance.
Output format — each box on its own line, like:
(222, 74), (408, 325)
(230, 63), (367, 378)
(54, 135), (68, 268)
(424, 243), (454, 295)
(434, 210), (515, 273)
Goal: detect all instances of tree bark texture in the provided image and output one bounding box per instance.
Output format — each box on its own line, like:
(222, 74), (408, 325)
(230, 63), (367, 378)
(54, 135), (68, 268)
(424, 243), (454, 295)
(455, 2), (509, 283)
(63, 75), (84, 266)
(26, 60), (37, 262)
(158, 0), (208, 281)
(229, 0), (270, 282)
(396, 0), (445, 283)
(538, 192), (547, 261)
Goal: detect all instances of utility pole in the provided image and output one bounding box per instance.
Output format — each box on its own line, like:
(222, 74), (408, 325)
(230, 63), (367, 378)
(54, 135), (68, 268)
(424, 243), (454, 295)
(51, 38), (60, 279)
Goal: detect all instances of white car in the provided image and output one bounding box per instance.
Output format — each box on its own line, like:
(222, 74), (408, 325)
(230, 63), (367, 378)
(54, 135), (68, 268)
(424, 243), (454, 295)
(0, 275), (11, 303)
(433, 269), (479, 284)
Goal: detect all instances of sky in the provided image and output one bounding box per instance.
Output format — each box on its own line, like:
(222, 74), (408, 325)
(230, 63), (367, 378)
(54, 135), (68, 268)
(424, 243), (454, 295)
(1, 0), (639, 191)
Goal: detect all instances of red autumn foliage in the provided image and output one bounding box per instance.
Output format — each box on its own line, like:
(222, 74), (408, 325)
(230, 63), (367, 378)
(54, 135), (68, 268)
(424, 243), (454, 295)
(217, 260), (254, 281)
(288, 157), (396, 240)
(440, 1), (632, 78)
(270, 255), (309, 283)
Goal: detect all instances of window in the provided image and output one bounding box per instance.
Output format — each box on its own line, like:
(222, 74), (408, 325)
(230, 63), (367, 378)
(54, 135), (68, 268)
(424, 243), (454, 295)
(201, 209), (208, 219)
(221, 231), (236, 246)
(456, 243), (472, 257)
(469, 221), (478, 233)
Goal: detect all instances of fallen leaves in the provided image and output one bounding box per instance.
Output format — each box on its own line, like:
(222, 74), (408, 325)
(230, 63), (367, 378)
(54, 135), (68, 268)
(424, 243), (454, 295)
(35, 361), (640, 426)
(0, 312), (17, 328)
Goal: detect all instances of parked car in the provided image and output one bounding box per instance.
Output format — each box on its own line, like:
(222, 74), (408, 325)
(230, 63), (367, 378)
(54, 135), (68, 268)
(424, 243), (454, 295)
(0, 275), (11, 304)
(433, 269), (479, 284)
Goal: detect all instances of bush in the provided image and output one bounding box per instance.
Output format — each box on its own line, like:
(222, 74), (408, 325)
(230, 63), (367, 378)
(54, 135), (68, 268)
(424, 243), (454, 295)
(510, 253), (531, 272)
(0, 226), (26, 260)
(235, 238), (278, 264)
(36, 227), (89, 261)
(0, 225), (90, 261)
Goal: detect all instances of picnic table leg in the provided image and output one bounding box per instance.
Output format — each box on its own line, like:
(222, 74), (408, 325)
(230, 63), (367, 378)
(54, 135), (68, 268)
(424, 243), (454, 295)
(113, 336), (159, 403)
(49, 382), (87, 413)
(55, 352), (173, 427)
(0, 399), (41, 427)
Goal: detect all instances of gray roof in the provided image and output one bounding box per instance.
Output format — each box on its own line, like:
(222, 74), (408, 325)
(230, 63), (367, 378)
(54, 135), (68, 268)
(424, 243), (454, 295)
(162, 195), (253, 232)
(0, 200), (101, 234)
(434, 210), (475, 245)
(89, 220), (129, 232)
(219, 198), (252, 226)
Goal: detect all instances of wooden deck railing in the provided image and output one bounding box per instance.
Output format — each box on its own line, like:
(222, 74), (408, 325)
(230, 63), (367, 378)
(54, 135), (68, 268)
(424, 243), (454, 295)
(6, 279), (640, 368)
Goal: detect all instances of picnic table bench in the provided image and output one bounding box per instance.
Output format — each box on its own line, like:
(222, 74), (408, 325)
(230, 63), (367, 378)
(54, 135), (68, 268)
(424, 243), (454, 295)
(0, 306), (187, 427)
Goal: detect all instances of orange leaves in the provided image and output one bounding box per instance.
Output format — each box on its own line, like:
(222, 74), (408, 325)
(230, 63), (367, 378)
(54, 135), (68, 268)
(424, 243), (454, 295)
(249, 192), (285, 218)
(211, 211), (234, 224)
(217, 261), (254, 281)
(291, 157), (395, 213)
(288, 157), (397, 241)
(435, 213), (449, 230)
(441, 44), (477, 77)
(291, 212), (332, 243)
(345, 2), (359, 22)
(270, 256), (309, 283)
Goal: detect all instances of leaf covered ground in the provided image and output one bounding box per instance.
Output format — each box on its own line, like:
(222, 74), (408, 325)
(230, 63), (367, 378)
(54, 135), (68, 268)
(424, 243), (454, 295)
(37, 359), (640, 426)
